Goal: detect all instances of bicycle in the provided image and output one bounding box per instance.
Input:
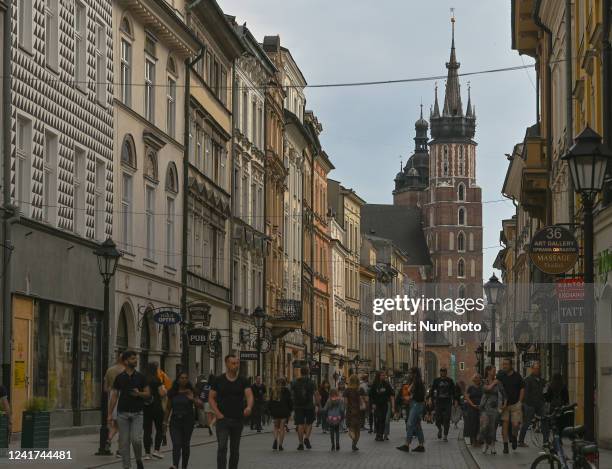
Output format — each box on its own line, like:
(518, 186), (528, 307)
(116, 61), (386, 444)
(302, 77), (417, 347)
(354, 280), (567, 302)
(530, 403), (599, 469)
(526, 413), (544, 449)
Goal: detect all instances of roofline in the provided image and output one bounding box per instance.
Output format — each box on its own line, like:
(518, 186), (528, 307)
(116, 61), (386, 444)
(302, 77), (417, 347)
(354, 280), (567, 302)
(227, 17), (277, 75)
(280, 46), (307, 86)
(316, 150), (335, 171)
(340, 186), (366, 206)
(188, 0), (245, 59)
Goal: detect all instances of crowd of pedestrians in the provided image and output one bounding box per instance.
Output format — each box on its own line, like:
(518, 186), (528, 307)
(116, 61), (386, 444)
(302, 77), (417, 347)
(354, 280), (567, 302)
(103, 350), (572, 469)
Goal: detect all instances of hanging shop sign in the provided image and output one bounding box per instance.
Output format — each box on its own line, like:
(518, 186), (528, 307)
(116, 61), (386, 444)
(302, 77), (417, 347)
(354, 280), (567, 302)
(239, 351), (258, 361)
(153, 309), (182, 325)
(556, 278), (584, 324)
(529, 226), (579, 274)
(188, 302), (212, 326)
(187, 328), (209, 346)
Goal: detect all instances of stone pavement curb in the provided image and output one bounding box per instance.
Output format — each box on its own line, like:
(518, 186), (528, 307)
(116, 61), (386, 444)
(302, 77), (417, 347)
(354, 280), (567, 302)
(457, 431), (480, 469)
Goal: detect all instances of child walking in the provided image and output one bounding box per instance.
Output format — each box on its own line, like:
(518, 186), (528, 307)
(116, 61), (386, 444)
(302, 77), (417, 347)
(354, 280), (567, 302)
(324, 389), (345, 451)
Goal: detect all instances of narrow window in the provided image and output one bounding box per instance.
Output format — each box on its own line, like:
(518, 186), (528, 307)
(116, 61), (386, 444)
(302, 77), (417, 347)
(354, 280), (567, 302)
(94, 160), (105, 240)
(145, 186), (155, 259)
(45, 0), (59, 69)
(121, 39), (132, 106)
(458, 183), (465, 201)
(43, 131), (58, 224)
(167, 77), (176, 137)
(95, 21), (106, 104)
(16, 117), (32, 215)
(458, 207), (466, 225)
(74, 3), (86, 87)
(145, 58), (155, 122)
(443, 145), (449, 176)
(458, 259), (465, 278)
(242, 91), (248, 133)
(457, 232), (465, 252)
(18, 0), (33, 51)
(74, 148), (87, 234)
(166, 197), (175, 267)
(458, 146), (465, 176)
(121, 173), (133, 250)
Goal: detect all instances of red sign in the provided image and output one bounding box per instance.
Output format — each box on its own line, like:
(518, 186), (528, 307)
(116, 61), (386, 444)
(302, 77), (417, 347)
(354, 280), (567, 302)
(556, 278), (584, 324)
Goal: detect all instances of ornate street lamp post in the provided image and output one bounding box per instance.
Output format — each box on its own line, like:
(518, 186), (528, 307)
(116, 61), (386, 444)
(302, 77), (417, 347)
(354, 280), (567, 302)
(483, 273), (504, 368)
(314, 336), (325, 385)
(562, 125), (612, 441)
(253, 306), (266, 379)
(94, 238), (121, 456)
(476, 323), (489, 376)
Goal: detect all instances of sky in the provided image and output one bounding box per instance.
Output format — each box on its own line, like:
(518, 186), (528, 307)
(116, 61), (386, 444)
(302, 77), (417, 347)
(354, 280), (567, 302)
(218, 0), (537, 280)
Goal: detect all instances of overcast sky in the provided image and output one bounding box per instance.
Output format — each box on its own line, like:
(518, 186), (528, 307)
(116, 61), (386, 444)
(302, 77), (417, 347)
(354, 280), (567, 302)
(218, 0), (537, 280)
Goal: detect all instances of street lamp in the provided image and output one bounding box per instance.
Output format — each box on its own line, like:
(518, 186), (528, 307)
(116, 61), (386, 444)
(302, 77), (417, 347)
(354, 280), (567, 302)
(562, 125), (612, 441)
(314, 335), (325, 385)
(94, 238), (121, 456)
(252, 306), (266, 378)
(484, 273), (504, 368)
(476, 323), (489, 376)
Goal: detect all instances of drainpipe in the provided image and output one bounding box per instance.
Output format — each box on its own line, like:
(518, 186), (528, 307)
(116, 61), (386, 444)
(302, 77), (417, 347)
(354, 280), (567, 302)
(566, 0), (575, 222)
(228, 58), (239, 357)
(1, 0), (13, 391)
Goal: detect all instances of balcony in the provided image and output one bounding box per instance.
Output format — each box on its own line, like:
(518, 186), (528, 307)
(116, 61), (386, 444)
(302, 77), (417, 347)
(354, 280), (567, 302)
(520, 124), (547, 221)
(268, 299), (303, 338)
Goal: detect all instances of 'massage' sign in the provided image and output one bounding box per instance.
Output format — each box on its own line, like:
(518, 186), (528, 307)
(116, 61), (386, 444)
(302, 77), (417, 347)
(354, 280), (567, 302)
(529, 226), (578, 274)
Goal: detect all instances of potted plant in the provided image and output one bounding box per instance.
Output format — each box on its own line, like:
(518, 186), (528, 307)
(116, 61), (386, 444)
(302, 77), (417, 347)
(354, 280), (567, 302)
(21, 397), (50, 449)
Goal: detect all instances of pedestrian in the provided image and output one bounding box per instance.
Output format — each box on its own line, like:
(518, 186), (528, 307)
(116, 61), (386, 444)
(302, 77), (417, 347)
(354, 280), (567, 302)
(107, 350), (151, 469)
(518, 361), (546, 447)
(544, 373), (570, 441)
(143, 362), (167, 460)
(343, 374), (364, 451)
(358, 375), (371, 431)
(431, 367), (455, 441)
(164, 372), (197, 469)
(323, 388), (345, 451)
(479, 365), (505, 455)
(368, 371), (394, 441)
(195, 375), (214, 435)
(268, 377), (292, 451)
(395, 379), (412, 421)
(103, 351), (125, 455)
(250, 375), (266, 432)
(423, 386), (435, 424)
(496, 358), (524, 453)
(396, 367), (426, 453)
(452, 381), (465, 428)
(464, 374), (483, 446)
(209, 354), (253, 469)
(291, 366), (317, 450)
(317, 380), (330, 433)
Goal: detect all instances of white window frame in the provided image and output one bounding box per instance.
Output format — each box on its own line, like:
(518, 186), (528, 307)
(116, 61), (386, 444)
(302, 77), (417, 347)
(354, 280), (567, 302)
(16, 116), (32, 216)
(145, 57), (156, 122)
(45, 0), (59, 70)
(121, 172), (133, 251)
(145, 185), (155, 260)
(167, 76), (176, 137)
(94, 20), (106, 105)
(43, 130), (59, 225)
(74, 146), (87, 235)
(166, 196), (175, 268)
(121, 38), (132, 106)
(74, 2), (86, 90)
(18, 0), (33, 52)
(94, 159), (106, 240)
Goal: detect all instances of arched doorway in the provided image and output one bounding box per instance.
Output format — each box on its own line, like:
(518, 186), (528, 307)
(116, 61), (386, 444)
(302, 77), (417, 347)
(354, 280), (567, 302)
(117, 306), (129, 353)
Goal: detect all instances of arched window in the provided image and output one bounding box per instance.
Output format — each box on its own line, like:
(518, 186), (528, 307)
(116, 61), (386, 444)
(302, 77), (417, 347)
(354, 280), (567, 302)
(121, 135), (136, 168)
(457, 232), (465, 252)
(165, 163), (178, 193)
(458, 146), (465, 175)
(443, 146), (449, 176)
(117, 305), (129, 352)
(458, 259), (465, 278)
(447, 258), (453, 277)
(120, 16), (132, 36)
(167, 56), (177, 76)
(458, 207), (466, 225)
(449, 232), (454, 250)
(144, 149), (158, 181)
(458, 284), (466, 298)
(458, 183), (465, 201)
(140, 312), (151, 371)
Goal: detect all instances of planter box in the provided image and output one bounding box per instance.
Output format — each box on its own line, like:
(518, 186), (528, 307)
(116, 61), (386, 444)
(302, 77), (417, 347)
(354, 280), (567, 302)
(21, 411), (50, 449)
(0, 414), (8, 456)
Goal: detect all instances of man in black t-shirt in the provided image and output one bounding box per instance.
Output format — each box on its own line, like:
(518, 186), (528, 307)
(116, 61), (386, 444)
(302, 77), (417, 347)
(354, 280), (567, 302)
(497, 358), (524, 453)
(107, 351), (150, 469)
(210, 354), (253, 469)
(250, 375), (266, 432)
(431, 367), (455, 441)
(291, 366), (317, 450)
(368, 371), (395, 441)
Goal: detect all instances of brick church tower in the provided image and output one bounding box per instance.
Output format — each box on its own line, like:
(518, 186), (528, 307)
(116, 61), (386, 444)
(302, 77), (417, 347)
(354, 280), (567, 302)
(394, 16), (483, 386)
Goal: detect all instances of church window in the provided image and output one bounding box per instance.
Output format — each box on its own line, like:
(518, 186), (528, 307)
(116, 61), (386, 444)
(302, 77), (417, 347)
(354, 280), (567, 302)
(457, 232), (465, 252)
(458, 183), (465, 201)
(449, 232), (454, 250)
(458, 146), (465, 175)
(458, 207), (466, 225)
(447, 258), (452, 277)
(443, 146), (449, 176)
(458, 259), (465, 278)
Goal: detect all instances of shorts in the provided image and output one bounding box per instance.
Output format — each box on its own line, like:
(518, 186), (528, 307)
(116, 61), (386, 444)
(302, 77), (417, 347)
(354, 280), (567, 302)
(204, 402), (212, 413)
(501, 401), (522, 423)
(294, 408), (315, 425)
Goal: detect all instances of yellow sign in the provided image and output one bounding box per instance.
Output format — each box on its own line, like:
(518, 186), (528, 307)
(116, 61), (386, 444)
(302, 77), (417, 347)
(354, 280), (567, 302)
(14, 361), (26, 389)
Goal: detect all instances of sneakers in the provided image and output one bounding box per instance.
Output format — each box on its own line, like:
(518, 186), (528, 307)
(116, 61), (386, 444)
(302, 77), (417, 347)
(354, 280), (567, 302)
(491, 443), (496, 455)
(272, 439), (278, 450)
(503, 443), (509, 454)
(352, 443), (359, 451)
(331, 444), (336, 451)
(396, 445), (411, 452)
(279, 445), (284, 451)
(437, 429), (442, 439)
(304, 438), (312, 449)
(143, 454), (151, 460)
(518, 442), (528, 448)
(297, 443), (304, 451)
(482, 444), (488, 454)
(152, 451), (163, 459)
(443, 435), (448, 442)
(412, 445), (425, 452)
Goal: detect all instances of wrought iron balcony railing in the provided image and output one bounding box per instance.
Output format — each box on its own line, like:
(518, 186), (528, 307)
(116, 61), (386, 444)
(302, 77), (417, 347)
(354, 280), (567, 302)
(275, 299), (303, 322)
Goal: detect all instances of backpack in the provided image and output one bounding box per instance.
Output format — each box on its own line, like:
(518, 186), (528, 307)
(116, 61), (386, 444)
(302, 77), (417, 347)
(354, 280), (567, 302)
(326, 401), (343, 425)
(293, 378), (312, 407)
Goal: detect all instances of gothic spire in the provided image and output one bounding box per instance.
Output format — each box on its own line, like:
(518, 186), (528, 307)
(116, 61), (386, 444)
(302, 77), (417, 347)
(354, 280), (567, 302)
(442, 11), (463, 117)
(432, 82), (440, 118)
(466, 81), (473, 118)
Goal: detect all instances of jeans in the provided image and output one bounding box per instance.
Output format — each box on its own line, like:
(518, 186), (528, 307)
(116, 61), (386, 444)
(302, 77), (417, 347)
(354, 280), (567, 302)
(435, 400), (452, 436)
(169, 415), (194, 468)
(117, 411), (143, 469)
(519, 403), (547, 443)
(329, 424), (340, 447)
(374, 403), (388, 438)
(250, 401), (263, 430)
(216, 417), (243, 469)
(143, 406), (164, 453)
(405, 402), (425, 445)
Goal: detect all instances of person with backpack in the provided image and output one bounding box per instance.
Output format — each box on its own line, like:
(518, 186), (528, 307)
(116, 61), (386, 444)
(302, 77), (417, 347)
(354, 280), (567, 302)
(291, 366), (317, 450)
(431, 367), (455, 441)
(323, 388), (345, 451)
(143, 362), (167, 460)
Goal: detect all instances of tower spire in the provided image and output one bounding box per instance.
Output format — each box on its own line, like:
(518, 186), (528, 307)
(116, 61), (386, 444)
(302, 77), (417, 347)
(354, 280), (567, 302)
(432, 82), (440, 117)
(466, 81), (473, 117)
(442, 9), (463, 117)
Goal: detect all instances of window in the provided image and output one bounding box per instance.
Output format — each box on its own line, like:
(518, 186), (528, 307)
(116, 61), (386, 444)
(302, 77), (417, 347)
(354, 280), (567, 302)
(145, 186), (155, 259)
(251, 101), (257, 142)
(459, 338), (465, 346)
(166, 197), (175, 267)
(95, 21), (106, 104)
(220, 67), (228, 105)
(457, 232), (465, 252)
(241, 91), (248, 133)
(75, 3), (86, 87)
(16, 117), (32, 214)
(18, 0), (33, 51)
(447, 258), (452, 277)
(443, 145), (449, 176)
(458, 183), (465, 201)
(242, 174), (248, 221)
(458, 146), (465, 175)
(458, 284), (466, 298)
(458, 207), (466, 225)
(121, 173), (132, 250)
(459, 362), (465, 371)
(120, 39), (132, 106)
(45, 0), (59, 69)
(74, 148), (86, 234)
(167, 77), (176, 137)
(251, 182), (256, 226)
(145, 59), (155, 122)
(43, 131), (58, 224)
(144, 150), (158, 181)
(458, 259), (465, 278)
(121, 136), (136, 168)
(165, 163), (178, 193)
(94, 160), (105, 240)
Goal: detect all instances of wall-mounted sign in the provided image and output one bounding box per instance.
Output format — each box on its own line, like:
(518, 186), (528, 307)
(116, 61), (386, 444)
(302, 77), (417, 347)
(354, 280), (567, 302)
(153, 309), (182, 325)
(189, 302), (211, 326)
(239, 350), (258, 361)
(529, 226), (579, 274)
(187, 328), (208, 346)
(556, 278), (584, 324)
